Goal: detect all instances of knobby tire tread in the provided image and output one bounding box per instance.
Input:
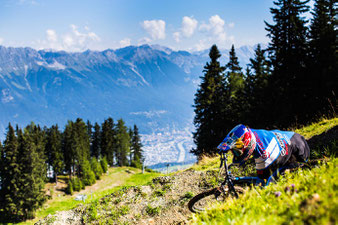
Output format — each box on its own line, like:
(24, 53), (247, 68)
(188, 186), (244, 213)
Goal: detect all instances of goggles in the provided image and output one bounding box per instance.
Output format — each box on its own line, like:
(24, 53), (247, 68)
(217, 133), (242, 152)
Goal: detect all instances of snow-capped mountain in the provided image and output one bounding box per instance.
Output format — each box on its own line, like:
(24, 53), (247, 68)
(0, 44), (259, 166)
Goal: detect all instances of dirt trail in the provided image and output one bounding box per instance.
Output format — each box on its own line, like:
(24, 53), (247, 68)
(36, 168), (218, 225)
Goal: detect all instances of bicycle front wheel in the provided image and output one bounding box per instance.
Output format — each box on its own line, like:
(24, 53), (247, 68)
(188, 186), (244, 213)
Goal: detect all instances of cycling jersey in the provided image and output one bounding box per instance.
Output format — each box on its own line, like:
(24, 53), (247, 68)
(250, 129), (295, 170)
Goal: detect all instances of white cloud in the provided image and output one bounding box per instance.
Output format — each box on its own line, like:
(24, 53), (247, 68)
(199, 15), (227, 42)
(119, 38), (131, 48)
(138, 37), (152, 45)
(88, 32), (100, 41)
(173, 32), (180, 43)
(0, 37), (4, 45)
(194, 39), (208, 51)
(46, 29), (57, 42)
(130, 110), (167, 118)
(141, 20), (166, 40)
(37, 25), (101, 51)
(228, 22), (235, 28)
(62, 34), (74, 48)
(173, 16), (198, 43)
(181, 16), (198, 38)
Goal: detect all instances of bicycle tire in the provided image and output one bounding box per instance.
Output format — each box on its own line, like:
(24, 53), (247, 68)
(188, 186), (244, 213)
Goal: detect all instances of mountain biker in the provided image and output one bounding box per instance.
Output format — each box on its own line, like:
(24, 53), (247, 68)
(217, 124), (310, 180)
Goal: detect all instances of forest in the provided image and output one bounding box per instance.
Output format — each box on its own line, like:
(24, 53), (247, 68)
(192, 0), (337, 157)
(0, 117), (143, 220)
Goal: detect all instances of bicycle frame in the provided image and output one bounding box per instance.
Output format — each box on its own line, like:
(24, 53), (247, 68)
(219, 152), (268, 197)
(219, 152), (295, 195)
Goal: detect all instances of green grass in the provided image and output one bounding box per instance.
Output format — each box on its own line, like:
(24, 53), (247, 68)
(19, 167), (160, 225)
(191, 117), (338, 225)
(189, 156), (221, 171)
(294, 117), (337, 139)
(191, 158), (338, 225)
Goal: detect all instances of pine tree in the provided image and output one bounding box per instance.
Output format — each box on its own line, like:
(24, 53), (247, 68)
(62, 121), (76, 177)
(63, 119), (94, 185)
(226, 45), (245, 98)
(224, 45), (245, 126)
(100, 156), (108, 173)
(90, 157), (103, 180)
(115, 119), (130, 166)
(100, 118), (115, 166)
(308, 0), (337, 117)
(265, 0), (310, 126)
(45, 125), (64, 184)
(91, 122), (101, 159)
(17, 126), (46, 219)
(192, 44), (226, 157)
(246, 44), (271, 126)
(73, 118), (92, 183)
(87, 120), (93, 156)
(128, 127), (133, 165)
(1, 123), (21, 218)
(130, 125), (143, 168)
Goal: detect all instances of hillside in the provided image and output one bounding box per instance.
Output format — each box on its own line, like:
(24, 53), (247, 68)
(32, 117), (337, 225)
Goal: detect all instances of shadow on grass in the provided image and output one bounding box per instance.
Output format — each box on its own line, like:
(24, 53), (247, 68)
(307, 125), (337, 158)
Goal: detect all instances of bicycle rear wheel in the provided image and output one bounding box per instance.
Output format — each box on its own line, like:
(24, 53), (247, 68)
(188, 186), (244, 213)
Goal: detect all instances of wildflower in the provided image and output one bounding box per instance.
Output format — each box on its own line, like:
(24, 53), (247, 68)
(312, 193), (320, 201)
(274, 191), (282, 197)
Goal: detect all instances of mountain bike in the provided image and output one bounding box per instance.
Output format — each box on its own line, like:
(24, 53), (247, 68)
(188, 152), (312, 213)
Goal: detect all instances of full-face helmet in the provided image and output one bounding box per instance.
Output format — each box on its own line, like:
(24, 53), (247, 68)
(217, 124), (256, 164)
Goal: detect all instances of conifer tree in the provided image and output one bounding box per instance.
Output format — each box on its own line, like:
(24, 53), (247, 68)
(100, 156), (108, 173)
(130, 125), (143, 168)
(226, 45), (245, 98)
(246, 44), (271, 126)
(45, 125), (64, 184)
(115, 119), (130, 166)
(92, 122), (101, 159)
(308, 0), (337, 117)
(73, 118), (92, 183)
(192, 44), (226, 157)
(1, 123), (21, 218)
(100, 118), (115, 165)
(265, 0), (310, 126)
(224, 45), (246, 126)
(62, 121), (76, 177)
(63, 119), (93, 184)
(90, 157), (103, 179)
(87, 120), (93, 155)
(17, 126), (46, 219)
(128, 127), (133, 165)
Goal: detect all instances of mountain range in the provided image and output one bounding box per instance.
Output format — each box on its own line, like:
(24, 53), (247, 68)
(0, 44), (261, 166)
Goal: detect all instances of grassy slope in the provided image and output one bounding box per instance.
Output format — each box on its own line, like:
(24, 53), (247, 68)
(20, 167), (160, 225)
(191, 117), (338, 225)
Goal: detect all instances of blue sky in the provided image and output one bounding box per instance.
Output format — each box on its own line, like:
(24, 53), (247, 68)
(0, 0), (283, 52)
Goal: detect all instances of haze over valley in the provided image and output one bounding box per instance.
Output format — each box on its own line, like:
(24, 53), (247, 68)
(0, 44), (259, 167)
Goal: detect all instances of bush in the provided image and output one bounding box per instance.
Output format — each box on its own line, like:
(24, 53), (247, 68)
(100, 156), (108, 173)
(72, 177), (83, 192)
(66, 180), (73, 195)
(83, 170), (96, 186)
(91, 157), (103, 179)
